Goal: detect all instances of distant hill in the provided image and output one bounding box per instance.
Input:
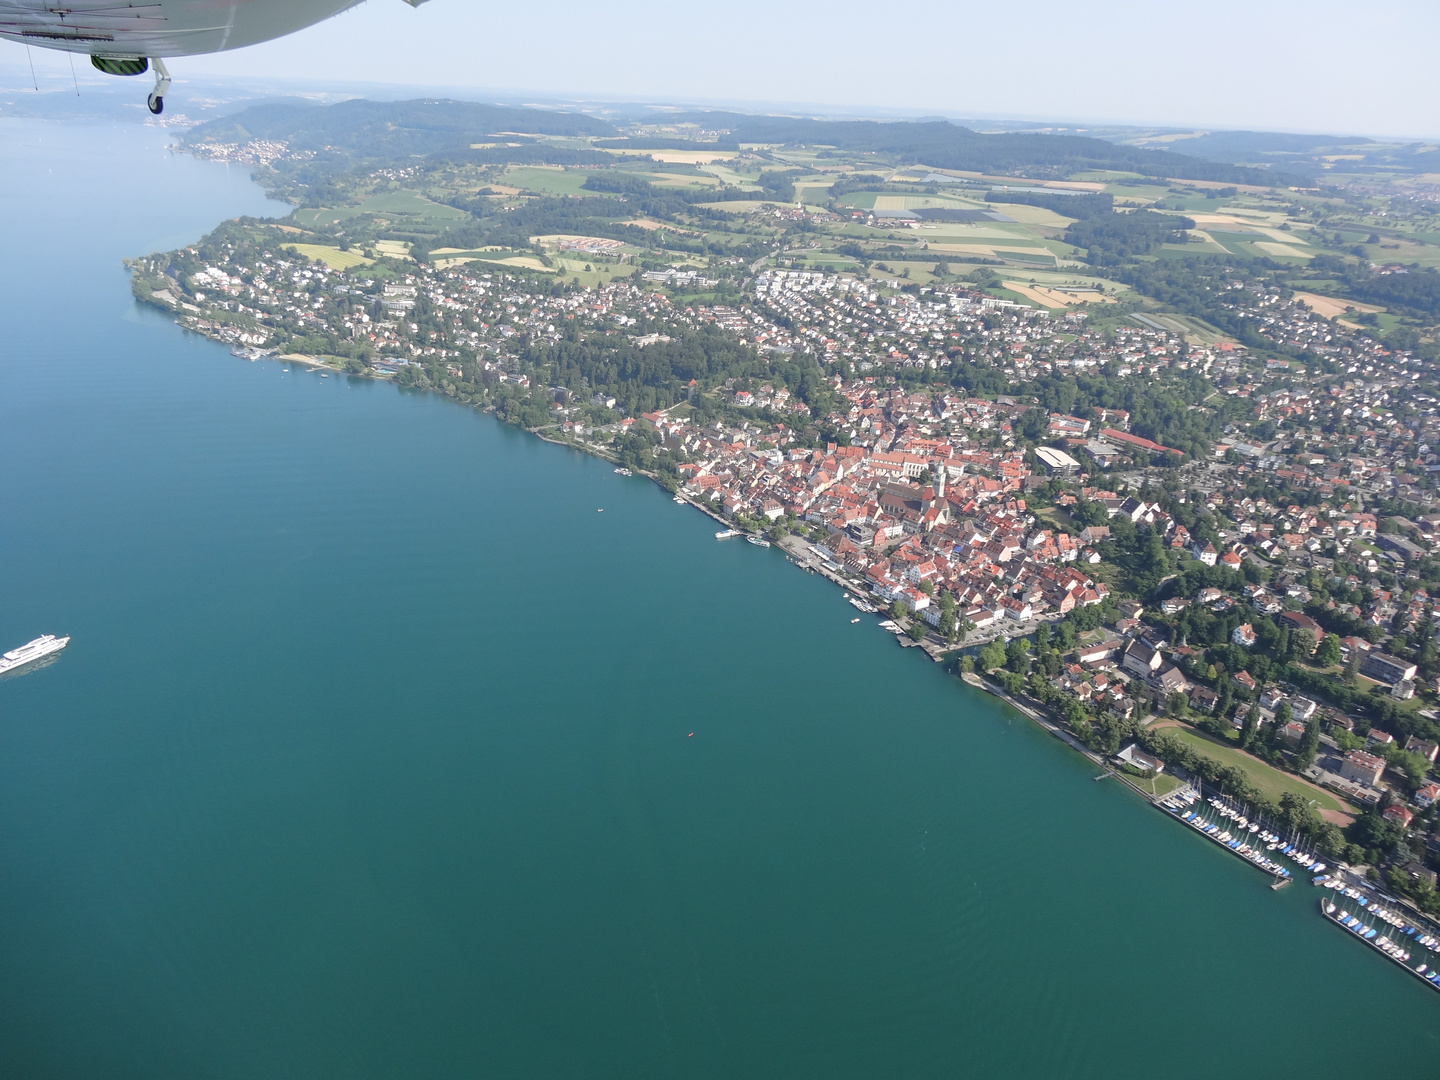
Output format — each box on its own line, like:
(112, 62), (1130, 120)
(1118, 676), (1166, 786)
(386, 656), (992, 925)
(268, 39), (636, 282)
(1126, 129), (1440, 176)
(179, 98), (1327, 187)
(672, 112), (1309, 186)
(182, 99), (617, 158)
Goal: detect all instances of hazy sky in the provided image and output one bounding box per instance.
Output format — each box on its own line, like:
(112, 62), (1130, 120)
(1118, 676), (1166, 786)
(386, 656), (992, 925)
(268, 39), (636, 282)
(24, 0), (1440, 137)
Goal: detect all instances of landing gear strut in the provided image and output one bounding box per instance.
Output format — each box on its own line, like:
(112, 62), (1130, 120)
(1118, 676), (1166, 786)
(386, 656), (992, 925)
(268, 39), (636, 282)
(147, 58), (171, 115)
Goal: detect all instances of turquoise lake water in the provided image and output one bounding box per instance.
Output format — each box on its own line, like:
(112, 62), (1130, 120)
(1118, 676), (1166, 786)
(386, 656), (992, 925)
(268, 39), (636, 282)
(1, 119), (1437, 1078)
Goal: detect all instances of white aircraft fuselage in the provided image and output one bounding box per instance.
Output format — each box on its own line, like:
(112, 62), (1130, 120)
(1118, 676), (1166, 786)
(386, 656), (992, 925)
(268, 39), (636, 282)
(0, 0), (367, 60)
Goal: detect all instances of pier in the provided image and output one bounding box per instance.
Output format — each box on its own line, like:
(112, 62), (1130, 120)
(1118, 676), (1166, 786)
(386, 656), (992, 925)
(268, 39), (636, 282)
(1321, 897), (1440, 993)
(1160, 794), (1293, 884)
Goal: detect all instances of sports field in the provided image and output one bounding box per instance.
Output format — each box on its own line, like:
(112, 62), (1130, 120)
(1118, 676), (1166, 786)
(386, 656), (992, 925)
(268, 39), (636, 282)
(1154, 723), (1351, 817)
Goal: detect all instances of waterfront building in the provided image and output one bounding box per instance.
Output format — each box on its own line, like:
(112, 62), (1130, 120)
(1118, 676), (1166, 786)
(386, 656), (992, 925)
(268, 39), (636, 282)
(1115, 743), (1163, 773)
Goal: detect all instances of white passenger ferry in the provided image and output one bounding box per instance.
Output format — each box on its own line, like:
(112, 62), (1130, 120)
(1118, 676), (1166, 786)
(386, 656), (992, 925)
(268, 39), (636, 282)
(0, 635), (70, 676)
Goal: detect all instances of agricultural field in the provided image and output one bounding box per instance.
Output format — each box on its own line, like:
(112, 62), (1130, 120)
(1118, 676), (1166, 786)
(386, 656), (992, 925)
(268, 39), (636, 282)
(280, 244), (373, 270)
(294, 191), (470, 229)
(499, 166), (597, 197)
(178, 99), (1438, 362)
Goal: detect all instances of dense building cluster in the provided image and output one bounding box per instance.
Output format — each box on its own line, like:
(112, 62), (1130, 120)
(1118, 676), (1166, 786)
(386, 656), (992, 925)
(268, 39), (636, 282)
(132, 205), (1440, 924)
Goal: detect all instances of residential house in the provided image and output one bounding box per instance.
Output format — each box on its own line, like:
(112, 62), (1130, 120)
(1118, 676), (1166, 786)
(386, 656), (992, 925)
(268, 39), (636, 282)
(1151, 665), (1189, 696)
(1383, 804), (1416, 830)
(1278, 611), (1324, 653)
(1401, 860), (1437, 888)
(1406, 736), (1440, 764)
(1121, 640), (1162, 680)
(1231, 623), (1257, 648)
(1189, 686), (1220, 713)
(1257, 686), (1288, 715)
(1001, 597), (1033, 621)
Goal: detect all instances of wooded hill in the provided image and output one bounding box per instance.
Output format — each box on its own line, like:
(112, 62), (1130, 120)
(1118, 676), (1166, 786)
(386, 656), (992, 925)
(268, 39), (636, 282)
(181, 99), (617, 157)
(183, 99), (1301, 187)
(671, 112), (1306, 186)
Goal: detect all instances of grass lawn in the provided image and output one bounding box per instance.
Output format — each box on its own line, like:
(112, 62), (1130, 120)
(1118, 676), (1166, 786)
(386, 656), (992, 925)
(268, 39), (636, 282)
(1159, 724), (1350, 814)
(552, 259), (634, 286)
(1034, 505), (1076, 530)
(1148, 773), (1184, 798)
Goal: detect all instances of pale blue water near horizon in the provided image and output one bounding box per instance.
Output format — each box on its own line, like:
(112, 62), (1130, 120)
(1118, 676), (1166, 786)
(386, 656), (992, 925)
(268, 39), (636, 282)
(1, 118), (1437, 1078)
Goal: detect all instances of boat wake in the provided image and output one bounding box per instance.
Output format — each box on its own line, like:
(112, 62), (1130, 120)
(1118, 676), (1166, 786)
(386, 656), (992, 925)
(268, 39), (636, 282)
(0, 652), (62, 682)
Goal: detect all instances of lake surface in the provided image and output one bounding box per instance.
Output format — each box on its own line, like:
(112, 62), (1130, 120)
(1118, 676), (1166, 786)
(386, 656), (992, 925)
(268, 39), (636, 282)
(0, 118), (1436, 1079)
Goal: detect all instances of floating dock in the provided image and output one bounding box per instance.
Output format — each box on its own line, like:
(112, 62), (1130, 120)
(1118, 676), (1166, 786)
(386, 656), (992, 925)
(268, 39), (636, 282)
(1159, 794), (1292, 885)
(1321, 897), (1440, 993)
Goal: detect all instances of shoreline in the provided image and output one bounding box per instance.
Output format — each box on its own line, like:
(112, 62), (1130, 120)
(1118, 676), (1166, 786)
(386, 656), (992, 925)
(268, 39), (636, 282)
(179, 316), (1440, 995)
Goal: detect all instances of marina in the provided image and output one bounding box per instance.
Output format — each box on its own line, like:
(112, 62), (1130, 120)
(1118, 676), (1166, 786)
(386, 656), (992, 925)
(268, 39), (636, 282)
(1158, 789), (1299, 885)
(1321, 896), (1440, 993)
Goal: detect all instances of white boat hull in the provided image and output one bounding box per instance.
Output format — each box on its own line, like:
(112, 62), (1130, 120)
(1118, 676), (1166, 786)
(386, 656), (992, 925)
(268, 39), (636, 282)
(0, 634), (70, 675)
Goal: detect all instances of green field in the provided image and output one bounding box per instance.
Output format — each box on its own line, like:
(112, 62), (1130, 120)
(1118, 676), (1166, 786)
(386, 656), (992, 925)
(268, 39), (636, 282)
(281, 244), (373, 270)
(294, 191), (469, 229)
(1160, 725), (1350, 814)
(502, 167), (596, 197)
(996, 249), (1058, 265)
(699, 165), (760, 190)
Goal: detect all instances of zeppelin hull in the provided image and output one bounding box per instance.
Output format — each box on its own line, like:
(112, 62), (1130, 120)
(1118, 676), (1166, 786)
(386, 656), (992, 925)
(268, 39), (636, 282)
(0, 0), (365, 58)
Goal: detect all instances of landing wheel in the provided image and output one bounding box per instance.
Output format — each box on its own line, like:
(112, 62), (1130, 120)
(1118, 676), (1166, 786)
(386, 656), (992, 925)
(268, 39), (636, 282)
(147, 93), (164, 115)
